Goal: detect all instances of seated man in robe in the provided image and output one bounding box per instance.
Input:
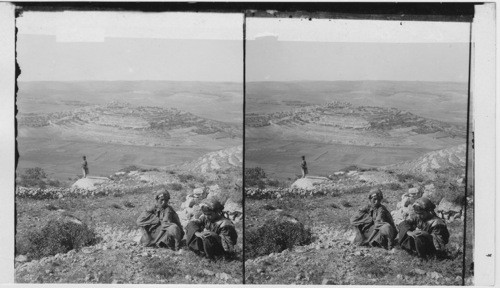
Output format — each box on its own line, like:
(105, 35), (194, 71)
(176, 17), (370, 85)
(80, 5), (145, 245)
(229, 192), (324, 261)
(136, 190), (184, 250)
(185, 198), (238, 260)
(350, 188), (397, 250)
(398, 197), (450, 258)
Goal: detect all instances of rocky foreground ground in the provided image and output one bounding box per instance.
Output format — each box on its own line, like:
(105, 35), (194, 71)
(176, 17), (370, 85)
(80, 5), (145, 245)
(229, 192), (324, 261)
(15, 167), (243, 284)
(245, 165), (473, 285)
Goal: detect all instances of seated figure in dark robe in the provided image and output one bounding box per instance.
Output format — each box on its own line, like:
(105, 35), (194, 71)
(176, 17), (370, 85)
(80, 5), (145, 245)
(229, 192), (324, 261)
(186, 198), (238, 260)
(136, 190), (184, 250)
(350, 188), (397, 250)
(398, 197), (450, 258)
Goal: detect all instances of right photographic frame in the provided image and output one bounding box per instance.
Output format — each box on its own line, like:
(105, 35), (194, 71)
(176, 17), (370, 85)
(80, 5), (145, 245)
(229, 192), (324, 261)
(243, 4), (491, 285)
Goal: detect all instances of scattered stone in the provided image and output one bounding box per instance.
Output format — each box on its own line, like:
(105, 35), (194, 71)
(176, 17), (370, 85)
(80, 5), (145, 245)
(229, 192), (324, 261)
(141, 251), (150, 257)
(193, 187), (207, 198)
(353, 251), (363, 257)
(15, 255), (28, 262)
(217, 272), (231, 281)
(437, 198), (463, 222)
(322, 278), (335, 285)
(224, 198), (243, 223)
(427, 271), (442, 279)
(203, 269), (215, 276)
(262, 261), (272, 266)
(414, 268), (426, 275)
(185, 275), (192, 281)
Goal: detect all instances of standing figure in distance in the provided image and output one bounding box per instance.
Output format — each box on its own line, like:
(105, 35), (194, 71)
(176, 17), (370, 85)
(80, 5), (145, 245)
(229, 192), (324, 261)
(185, 198), (238, 260)
(82, 155), (89, 178)
(136, 190), (184, 250)
(398, 197), (450, 258)
(301, 155), (308, 178)
(350, 188), (397, 250)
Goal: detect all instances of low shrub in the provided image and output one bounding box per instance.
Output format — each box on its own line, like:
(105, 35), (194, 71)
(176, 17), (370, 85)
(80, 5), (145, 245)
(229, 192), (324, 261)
(245, 167), (267, 188)
(16, 167), (59, 189)
(177, 173), (204, 183)
(396, 173), (425, 183)
(387, 182), (402, 191)
(265, 178), (288, 188)
(245, 218), (311, 259)
(168, 182), (183, 191)
(16, 219), (98, 259)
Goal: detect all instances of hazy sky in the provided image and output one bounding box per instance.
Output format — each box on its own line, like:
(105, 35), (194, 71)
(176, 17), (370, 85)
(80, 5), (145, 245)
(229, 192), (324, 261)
(247, 18), (470, 82)
(17, 12), (243, 82)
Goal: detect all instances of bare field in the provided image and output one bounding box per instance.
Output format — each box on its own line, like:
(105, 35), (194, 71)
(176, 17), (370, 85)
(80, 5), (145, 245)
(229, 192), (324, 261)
(16, 81), (243, 182)
(17, 81), (243, 124)
(245, 138), (431, 180)
(17, 137), (223, 182)
(246, 81), (467, 124)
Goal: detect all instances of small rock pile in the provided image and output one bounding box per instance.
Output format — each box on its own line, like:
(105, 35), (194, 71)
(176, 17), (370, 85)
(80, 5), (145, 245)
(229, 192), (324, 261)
(391, 185), (465, 224)
(391, 187), (421, 225)
(16, 183), (147, 200)
(178, 185), (242, 227)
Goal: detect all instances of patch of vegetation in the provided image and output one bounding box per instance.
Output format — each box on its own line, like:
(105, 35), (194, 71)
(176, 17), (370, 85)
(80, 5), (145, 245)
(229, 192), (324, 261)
(123, 200), (135, 208)
(344, 185), (372, 195)
(265, 178), (288, 188)
(340, 200), (352, 207)
(110, 203), (123, 209)
(119, 165), (159, 173)
(45, 204), (58, 211)
(17, 167), (62, 189)
(143, 256), (183, 279)
(177, 173), (204, 184)
(16, 219), (98, 260)
(245, 218), (311, 259)
(167, 183), (183, 191)
(387, 182), (402, 190)
(245, 167), (267, 189)
(432, 176), (467, 206)
(330, 203), (340, 209)
(355, 254), (393, 277)
(396, 173), (425, 184)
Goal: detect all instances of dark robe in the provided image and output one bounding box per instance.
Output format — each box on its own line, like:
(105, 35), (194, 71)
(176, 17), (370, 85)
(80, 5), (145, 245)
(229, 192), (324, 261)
(398, 214), (450, 258)
(350, 204), (397, 249)
(186, 214), (237, 259)
(136, 204), (184, 250)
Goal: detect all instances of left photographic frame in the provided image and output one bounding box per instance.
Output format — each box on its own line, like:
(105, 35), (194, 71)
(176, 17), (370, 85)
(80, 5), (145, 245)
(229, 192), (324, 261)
(14, 7), (243, 284)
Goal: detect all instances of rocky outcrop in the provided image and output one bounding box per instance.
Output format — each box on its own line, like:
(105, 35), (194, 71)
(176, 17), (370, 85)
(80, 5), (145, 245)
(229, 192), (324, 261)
(437, 199), (463, 222)
(180, 146), (242, 174)
(178, 185), (242, 227)
(291, 176), (329, 190)
(385, 144), (466, 175)
(71, 177), (110, 191)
